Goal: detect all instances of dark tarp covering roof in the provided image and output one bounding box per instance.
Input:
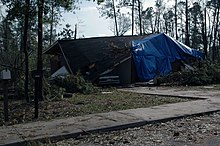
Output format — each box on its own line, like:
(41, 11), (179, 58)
(131, 33), (205, 81)
(44, 35), (148, 81)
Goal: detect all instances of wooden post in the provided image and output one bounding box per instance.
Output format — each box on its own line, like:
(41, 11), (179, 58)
(1, 69), (11, 122)
(3, 80), (9, 122)
(34, 74), (39, 118)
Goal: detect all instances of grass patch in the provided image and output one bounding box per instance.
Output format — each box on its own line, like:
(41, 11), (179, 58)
(213, 84), (220, 90)
(70, 90), (189, 114)
(0, 90), (191, 126)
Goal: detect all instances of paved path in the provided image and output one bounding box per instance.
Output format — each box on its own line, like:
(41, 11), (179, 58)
(1, 87), (220, 146)
(120, 86), (220, 99)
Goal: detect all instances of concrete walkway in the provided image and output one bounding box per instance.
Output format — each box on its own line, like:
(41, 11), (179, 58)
(1, 87), (220, 146)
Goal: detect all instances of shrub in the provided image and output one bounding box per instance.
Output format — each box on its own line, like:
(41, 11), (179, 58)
(0, 95), (3, 101)
(51, 72), (99, 94)
(159, 60), (220, 86)
(43, 79), (66, 101)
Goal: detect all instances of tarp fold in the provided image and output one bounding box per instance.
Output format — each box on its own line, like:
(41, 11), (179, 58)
(131, 33), (204, 81)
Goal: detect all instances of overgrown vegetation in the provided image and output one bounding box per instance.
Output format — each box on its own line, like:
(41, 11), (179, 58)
(0, 95), (3, 101)
(51, 73), (99, 94)
(43, 82), (66, 101)
(159, 60), (220, 86)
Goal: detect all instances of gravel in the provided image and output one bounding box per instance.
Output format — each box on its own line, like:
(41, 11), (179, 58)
(46, 111), (220, 146)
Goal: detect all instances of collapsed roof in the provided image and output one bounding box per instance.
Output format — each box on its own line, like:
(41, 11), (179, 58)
(44, 35), (148, 81)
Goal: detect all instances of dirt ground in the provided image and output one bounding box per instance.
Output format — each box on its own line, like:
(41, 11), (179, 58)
(0, 90), (190, 126)
(51, 111), (220, 146)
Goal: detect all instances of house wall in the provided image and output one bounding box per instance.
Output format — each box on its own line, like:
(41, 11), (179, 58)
(117, 58), (132, 85)
(50, 54), (137, 85)
(131, 57), (138, 83)
(105, 58), (132, 85)
(50, 55), (66, 74)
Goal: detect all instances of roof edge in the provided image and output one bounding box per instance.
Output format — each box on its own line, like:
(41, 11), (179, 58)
(43, 40), (59, 54)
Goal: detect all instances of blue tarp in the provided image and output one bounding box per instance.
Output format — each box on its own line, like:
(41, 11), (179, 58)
(131, 33), (205, 81)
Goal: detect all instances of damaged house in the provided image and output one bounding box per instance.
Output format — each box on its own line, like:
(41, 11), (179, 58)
(44, 33), (204, 85)
(44, 35), (147, 85)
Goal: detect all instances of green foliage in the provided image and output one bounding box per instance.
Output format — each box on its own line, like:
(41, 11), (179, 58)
(16, 75), (25, 98)
(43, 78), (66, 101)
(94, 0), (105, 5)
(0, 95), (3, 101)
(189, 2), (203, 49)
(97, 0), (131, 35)
(15, 74), (35, 99)
(159, 60), (220, 86)
(57, 23), (74, 39)
(52, 72), (99, 94)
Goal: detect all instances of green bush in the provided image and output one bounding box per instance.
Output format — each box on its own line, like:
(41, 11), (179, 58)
(0, 95), (3, 101)
(43, 79), (66, 101)
(13, 74), (35, 100)
(16, 75), (25, 98)
(159, 60), (220, 86)
(52, 72), (99, 94)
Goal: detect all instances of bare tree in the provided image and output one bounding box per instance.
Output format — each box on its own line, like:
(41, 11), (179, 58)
(112, 0), (119, 36)
(212, 0), (219, 61)
(98, 0), (119, 36)
(109, 13), (131, 35)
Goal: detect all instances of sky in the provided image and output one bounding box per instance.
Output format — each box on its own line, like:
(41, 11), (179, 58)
(0, 0), (174, 38)
(59, 0), (158, 38)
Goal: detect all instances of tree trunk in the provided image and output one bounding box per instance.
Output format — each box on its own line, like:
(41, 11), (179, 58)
(3, 19), (9, 51)
(208, 11), (215, 53)
(150, 17), (154, 33)
(175, 0), (178, 40)
(180, 12), (184, 42)
(74, 24), (77, 39)
(49, 0), (54, 45)
(38, 0), (44, 97)
(154, 13), (158, 33)
(131, 0), (134, 35)
(157, 13), (160, 33)
(185, 0), (190, 46)
(212, 2), (220, 61)
(112, 0), (118, 36)
(165, 21), (168, 34)
(202, 7), (208, 58)
(218, 31), (220, 61)
(137, 0), (142, 35)
(23, 0), (30, 103)
(35, 0), (44, 118)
